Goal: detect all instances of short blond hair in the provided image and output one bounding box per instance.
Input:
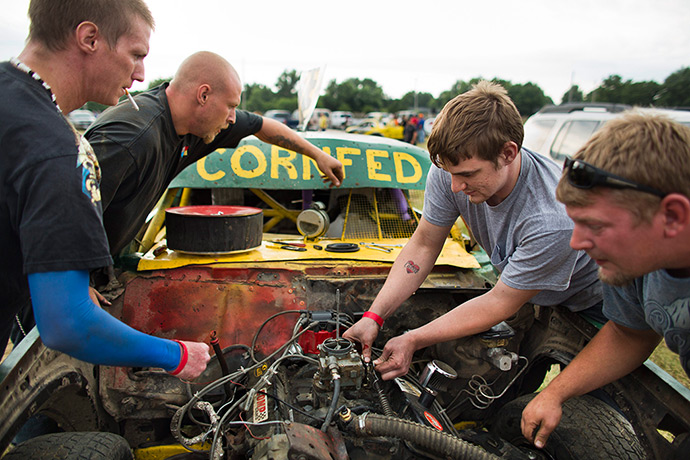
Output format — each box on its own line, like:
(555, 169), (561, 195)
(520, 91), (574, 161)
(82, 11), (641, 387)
(556, 110), (690, 222)
(427, 81), (524, 167)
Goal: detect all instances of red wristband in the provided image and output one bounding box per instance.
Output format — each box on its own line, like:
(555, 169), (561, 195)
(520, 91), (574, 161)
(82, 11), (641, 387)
(362, 311), (384, 328)
(169, 340), (188, 375)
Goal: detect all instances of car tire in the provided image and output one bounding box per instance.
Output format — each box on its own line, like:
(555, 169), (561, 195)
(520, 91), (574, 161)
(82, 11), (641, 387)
(489, 393), (645, 460)
(3, 432), (133, 460)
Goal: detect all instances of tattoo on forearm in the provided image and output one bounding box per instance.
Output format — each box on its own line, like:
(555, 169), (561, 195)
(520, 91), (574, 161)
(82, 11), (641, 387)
(405, 260), (420, 274)
(267, 134), (302, 152)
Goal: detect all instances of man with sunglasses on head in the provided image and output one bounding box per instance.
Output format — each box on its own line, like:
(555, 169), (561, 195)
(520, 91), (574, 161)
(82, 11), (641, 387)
(344, 81), (603, 380)
(521, 111), (690, 450)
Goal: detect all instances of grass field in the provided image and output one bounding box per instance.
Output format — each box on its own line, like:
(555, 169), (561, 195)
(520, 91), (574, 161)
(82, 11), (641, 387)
(650, 342), (690, 388)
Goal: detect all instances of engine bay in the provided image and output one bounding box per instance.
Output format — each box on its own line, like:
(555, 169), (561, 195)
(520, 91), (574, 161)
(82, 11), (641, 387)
(166, 291), (535, 460)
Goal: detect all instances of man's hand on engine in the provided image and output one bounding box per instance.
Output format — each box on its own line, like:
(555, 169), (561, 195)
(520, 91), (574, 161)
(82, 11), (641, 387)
(173, 341), (212, 380)
(373, 334), (415, 380)
(343, 318), (380, 362)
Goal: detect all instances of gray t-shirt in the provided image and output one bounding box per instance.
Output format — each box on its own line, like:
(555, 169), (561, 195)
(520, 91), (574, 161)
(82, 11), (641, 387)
(423, 148), (601, 311)
(603, 271), (690, 377)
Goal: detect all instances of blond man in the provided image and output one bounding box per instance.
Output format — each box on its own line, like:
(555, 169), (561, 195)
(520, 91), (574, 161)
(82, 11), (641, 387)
(522, 111), (690, 449)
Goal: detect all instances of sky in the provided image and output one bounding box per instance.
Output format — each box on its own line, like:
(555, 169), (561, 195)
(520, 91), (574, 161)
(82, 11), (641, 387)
(2, 0), (690, 105)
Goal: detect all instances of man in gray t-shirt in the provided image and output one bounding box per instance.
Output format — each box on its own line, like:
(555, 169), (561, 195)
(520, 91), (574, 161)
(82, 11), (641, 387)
(343, 81), (602, 380)
(425, 149), (600, 312)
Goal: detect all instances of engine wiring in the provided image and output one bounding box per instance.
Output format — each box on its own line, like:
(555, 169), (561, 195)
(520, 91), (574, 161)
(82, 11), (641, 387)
(171, 308), (357, 459)
(169, 306), (513, 460)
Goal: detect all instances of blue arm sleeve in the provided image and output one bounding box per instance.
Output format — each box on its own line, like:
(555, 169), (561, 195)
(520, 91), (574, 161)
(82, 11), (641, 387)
(28, 270), (181, 371)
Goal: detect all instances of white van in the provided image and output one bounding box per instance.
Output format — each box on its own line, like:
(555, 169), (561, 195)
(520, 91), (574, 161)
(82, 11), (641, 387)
(330, 111), (354, 129)
(524, 103), (690, 163)
(523, 103), (629, 162)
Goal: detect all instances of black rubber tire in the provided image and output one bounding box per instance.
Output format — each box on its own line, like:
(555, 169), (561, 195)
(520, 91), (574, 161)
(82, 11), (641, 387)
(3, 432), (133, 460)
(490, 393), (645, 460)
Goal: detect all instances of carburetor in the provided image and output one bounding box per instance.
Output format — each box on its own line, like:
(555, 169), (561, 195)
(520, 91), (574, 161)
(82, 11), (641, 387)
(313, 337), (365, 392)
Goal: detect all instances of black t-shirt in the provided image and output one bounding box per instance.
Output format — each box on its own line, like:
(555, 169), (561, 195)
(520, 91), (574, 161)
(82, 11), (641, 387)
(0, 61), (112, 348)
(86, 84), (264, 255)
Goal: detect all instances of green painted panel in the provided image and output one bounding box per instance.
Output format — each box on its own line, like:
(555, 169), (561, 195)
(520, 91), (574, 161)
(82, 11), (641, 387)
(170, 132), (432, 190)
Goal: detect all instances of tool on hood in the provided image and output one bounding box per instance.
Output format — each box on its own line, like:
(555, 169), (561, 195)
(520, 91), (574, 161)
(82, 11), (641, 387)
(325, 243), (359, 253)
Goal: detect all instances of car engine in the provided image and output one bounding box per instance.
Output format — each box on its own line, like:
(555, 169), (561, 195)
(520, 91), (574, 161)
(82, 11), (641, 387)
(169, 292), (534, 460)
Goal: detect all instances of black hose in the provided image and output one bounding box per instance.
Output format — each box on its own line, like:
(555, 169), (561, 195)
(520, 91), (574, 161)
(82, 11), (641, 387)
(210, 333), (230, 377)
(320, 377), (342, 432)
(210, 331), (234, 400)
(353, 413), (499, 460)
(250, 309), (305, 363)
(372, 376), (395, 417)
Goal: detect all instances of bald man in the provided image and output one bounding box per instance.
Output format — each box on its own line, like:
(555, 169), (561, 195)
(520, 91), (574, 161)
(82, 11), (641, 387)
(86, 51), (344, 256)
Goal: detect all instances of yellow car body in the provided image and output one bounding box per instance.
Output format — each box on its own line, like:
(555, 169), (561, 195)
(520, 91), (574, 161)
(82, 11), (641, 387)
(345, 118), (404, 140)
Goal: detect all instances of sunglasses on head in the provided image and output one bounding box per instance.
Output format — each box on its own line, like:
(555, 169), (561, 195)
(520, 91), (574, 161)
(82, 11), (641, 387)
(563, 157), (666, 198)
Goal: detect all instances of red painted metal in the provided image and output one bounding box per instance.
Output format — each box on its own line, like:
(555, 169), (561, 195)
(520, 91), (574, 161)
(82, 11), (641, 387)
(298, 330), (338, 355)
(120, 266), (306, 356)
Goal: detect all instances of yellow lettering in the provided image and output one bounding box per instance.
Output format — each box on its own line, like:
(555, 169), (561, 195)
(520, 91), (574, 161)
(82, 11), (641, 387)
(336, 147), (361, 180)
(303, 146), (331, 180)
(366, 149), (391, 182)
(196, 149), (226, 181)
(394, 151), (423, 184)
(231, 145), (267, 179)
(270, 146), (298, 179)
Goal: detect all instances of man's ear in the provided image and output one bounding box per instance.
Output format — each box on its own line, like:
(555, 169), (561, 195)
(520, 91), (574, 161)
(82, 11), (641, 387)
(661, 193), (690, 238)
(197, 85), (211, 106)
(75, 21), (100, 53)
(500, 141), (519, 164)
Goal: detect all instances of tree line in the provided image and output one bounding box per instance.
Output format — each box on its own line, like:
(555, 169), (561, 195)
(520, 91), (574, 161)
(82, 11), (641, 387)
(85, 67), (690, 118)
(563, 68), (690, 109)
(237, 66), (690, 118)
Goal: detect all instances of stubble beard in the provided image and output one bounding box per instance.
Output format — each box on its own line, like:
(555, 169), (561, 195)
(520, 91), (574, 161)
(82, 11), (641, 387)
(598, 266), (636, 287)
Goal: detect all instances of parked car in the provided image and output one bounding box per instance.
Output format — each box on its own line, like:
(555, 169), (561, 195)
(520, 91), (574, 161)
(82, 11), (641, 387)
(523, 103), (690, 162)
(345, 118), (404, 140)
(67, 109), (97, 130)
(330, 110), (354, 129)
(364, 111), (392, 121)
(263, 109), (298, 129)
(1, 132), (689, 460)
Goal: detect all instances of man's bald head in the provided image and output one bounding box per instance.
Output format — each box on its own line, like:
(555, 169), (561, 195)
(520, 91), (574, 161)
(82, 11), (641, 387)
(170, 51), (240, 94)
(166, 51), (242, 141)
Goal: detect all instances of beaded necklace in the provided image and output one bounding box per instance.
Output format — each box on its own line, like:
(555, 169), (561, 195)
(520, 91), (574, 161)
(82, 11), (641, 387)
(10, 57), (62, 114)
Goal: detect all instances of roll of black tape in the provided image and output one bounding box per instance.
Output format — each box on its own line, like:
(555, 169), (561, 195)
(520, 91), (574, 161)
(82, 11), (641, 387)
(325, 243), (360, 253)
